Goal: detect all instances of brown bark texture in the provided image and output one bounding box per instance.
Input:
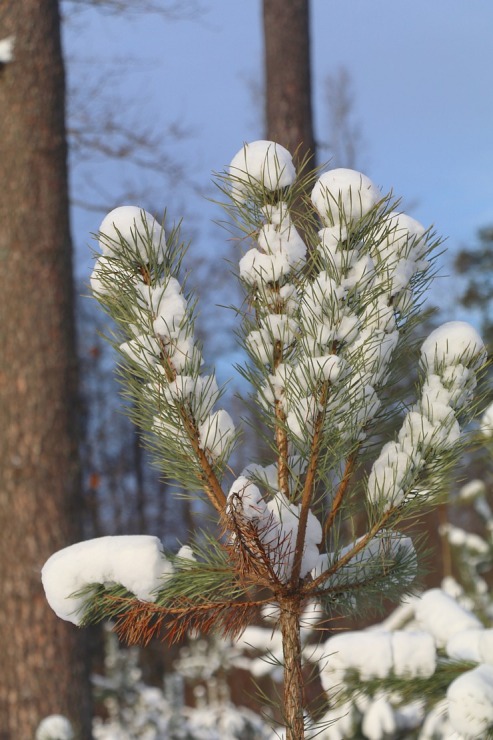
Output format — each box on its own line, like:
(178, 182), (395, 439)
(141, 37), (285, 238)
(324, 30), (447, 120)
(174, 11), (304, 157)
(263, 0), (316, 167)
(0, 1), (92, 737)
(279, 600), (305, 740)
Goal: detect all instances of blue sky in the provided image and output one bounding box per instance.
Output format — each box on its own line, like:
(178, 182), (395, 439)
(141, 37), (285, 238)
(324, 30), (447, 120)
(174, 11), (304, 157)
(65, 0), (493, 327)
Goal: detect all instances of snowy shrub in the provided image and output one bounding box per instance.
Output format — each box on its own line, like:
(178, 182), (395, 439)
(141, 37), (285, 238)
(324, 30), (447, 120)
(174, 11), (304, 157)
(42, 141), (489, 739)
(90, 626), (270, 739)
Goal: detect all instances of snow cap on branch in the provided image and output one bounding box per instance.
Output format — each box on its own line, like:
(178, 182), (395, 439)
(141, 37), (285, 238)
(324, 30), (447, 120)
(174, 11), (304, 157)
(98, 205), (165, 261)
(198, 409), (236, 460)
(421, 321), (486, 374)
(447, 664), (493, 737)
(239, 203), (306, 285)
(311, 168), (381, 226)
(229, 140), (296, 202)
(42, 535), (172, 625)
(415, 588), (482, 648)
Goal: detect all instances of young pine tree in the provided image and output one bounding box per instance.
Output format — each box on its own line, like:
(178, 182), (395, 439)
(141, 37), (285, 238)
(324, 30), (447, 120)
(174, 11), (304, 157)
(42, 141), (488, 739)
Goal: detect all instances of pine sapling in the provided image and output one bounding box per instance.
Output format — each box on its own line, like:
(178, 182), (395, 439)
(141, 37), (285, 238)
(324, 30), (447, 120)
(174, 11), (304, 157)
(42, 141), (488, 739)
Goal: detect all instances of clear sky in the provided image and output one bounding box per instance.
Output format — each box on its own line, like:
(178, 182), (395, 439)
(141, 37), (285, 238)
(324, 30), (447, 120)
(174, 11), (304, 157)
(64, 0), (493, 329)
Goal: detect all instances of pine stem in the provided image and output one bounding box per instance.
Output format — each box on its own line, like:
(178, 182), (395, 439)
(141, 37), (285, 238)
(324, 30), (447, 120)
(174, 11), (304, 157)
(275, 399), (290, 497)
(323, 449), (358, 538)
(290, 382), (329, 585)
(279, 598), (305, 740)
(180, 408), (226, 513)
(273, 338), (290, 497)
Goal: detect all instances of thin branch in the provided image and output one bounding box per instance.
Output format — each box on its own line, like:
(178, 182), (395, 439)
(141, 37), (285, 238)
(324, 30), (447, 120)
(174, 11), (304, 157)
(322, 448), (359, 539)
(180, 408), (227, 513)
(290, 382), (329, 586)
(306, 506), (397, 595)
(104, 593), (268, 646)
(272, 335), (290, 497)
(275, 398), (290, 497)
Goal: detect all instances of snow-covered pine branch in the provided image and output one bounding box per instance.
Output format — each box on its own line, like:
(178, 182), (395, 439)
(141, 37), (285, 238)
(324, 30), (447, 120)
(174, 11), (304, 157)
(42, 140), (490, 739)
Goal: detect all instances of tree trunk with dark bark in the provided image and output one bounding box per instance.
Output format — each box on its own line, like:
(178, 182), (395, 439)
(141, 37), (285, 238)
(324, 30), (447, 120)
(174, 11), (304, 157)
(263, 0), (316, 167)
(0, 1), (92, 737)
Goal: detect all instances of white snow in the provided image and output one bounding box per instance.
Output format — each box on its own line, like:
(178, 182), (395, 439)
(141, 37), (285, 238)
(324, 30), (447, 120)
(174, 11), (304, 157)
(317, 702), (355, 739)
(361, 693), (396, 740)
(374, 211), (426, 262)
(0, 36), (15, 64)
(163, 374), (219, 420)
(239, 205), (306, 286)
(98, 206), (165, 261)
(157, 331), (200, 374)
(421, 321), (486, 374)
(149, 284), (188, 337)
(239, 248), (288, 285)
(247, 316), (297, 366)
(311, 169), (381, 226)
(398, 407), (460, 454)
(296, 354), (347, 387)
(440, 522), (489, 555)
(90, 256), (135, 297)
(227, 477), (322, 582)
(391, 630), (436, 678)
(481, 401), (493, 437)
(459, 478), (486, 501)
(258, 203), (306, 264)
(319, 627), (434, 699)
(447, 664), (493, 737)
(176, 545), (196, 561)
(319, 631), (393, 693)
(120, 333), (161, 369)
(415, 588), (482, 648)
(367, 441), (414, 507)
(229, 141), (296, 202)
(262, 314), (298, 345)
(198, 409), (235, 459)
(447, 629), (493, 665)
(42, 536), (173, 625)
(228, 476), (266, 519)
(35, 715), (74, 740)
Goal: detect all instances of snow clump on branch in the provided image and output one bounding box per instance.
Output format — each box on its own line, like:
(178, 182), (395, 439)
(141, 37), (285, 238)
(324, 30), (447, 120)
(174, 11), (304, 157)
(229, 140), (296, 202)
(227, 473), (322, 583)
(41, 535), (173, 625)
(311, 168), (381, 226)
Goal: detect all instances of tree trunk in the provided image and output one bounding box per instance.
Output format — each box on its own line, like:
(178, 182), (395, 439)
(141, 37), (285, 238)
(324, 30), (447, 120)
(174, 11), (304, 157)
(0, 1), (93, 737)
(279, 599), (305, 739)
(263, 0), (316, 167)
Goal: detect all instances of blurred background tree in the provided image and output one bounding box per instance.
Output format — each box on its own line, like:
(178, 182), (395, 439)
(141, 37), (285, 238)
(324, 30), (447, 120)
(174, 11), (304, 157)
(0, 1), (92, 736)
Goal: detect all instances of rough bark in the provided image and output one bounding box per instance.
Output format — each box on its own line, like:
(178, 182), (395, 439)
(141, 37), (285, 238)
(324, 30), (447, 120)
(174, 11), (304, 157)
(279, 599), (305, 740)
(263, 0), (316, 167)
(0, 1), (92, 737)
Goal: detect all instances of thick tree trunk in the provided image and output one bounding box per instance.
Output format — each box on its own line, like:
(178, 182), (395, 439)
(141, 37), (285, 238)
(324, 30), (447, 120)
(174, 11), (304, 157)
(279, 599), (305, 740)
(0, 1), (92, 737)
(263, 0), (316, 167)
